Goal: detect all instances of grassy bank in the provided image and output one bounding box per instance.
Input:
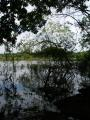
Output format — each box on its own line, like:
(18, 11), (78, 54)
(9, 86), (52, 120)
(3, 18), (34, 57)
(0, 51), (88, 61)
(0, 53), (47, 61)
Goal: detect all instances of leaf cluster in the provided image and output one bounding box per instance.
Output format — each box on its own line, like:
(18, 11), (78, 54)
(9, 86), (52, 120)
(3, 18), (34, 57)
(0, 0), (89, 44)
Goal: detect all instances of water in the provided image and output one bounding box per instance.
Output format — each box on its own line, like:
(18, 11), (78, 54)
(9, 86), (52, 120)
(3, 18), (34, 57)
(0, 60), (88, 119)
(0, 61), (63, 113)
(0, 61), (44, 110)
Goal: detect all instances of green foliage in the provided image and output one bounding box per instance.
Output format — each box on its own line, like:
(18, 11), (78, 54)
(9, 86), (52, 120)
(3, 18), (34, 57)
(17, 39), (35, 54)
(0, 0), (89, 45)
(0, 53), (33, 61)
(35, 21), (76, 51)
(72, 52), (86, 61)
(35, 46), (67, 60)
(79, 50), (90, 77)
(81, 16), (90, 48)
(17, 21), (76, 57)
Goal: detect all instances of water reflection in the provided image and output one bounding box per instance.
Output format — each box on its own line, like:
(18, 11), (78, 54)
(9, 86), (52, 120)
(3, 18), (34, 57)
(0, 60), (88, 119)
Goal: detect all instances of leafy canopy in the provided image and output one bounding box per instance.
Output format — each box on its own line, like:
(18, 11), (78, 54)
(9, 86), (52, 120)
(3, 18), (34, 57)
(17, 21), (76, 54)
(35, 21), (76, 51)
(0, 0), (89, 44)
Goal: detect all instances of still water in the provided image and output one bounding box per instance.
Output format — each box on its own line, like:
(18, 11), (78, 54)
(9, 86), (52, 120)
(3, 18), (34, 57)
(0, 60), (88, 116)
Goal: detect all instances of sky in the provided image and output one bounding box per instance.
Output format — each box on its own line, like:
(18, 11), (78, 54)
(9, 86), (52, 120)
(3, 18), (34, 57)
(0, 1), (90, 53)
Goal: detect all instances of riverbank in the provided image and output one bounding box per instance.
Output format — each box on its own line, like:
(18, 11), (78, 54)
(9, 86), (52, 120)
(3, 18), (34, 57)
(0, 53), (44, 61)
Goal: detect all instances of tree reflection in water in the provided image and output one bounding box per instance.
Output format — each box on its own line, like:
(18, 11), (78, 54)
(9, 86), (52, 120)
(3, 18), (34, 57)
(0, 60), (87, 120)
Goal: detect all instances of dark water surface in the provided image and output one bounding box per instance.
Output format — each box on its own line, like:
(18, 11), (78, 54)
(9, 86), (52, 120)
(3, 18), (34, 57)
(0, 60), (88, 120)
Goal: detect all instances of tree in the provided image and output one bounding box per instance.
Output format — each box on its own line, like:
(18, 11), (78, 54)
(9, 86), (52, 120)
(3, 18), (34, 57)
(81, 16), (90, 49)
(17, 21), (76, 56)
(35, 21), (76, 51)
(17, 39), (35, 54)
(0, 0), (49, 45)
(0, 0), (89, 45)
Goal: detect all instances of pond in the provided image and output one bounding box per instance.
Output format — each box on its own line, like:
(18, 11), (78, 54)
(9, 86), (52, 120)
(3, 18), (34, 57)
(0, 60), (88, 119)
